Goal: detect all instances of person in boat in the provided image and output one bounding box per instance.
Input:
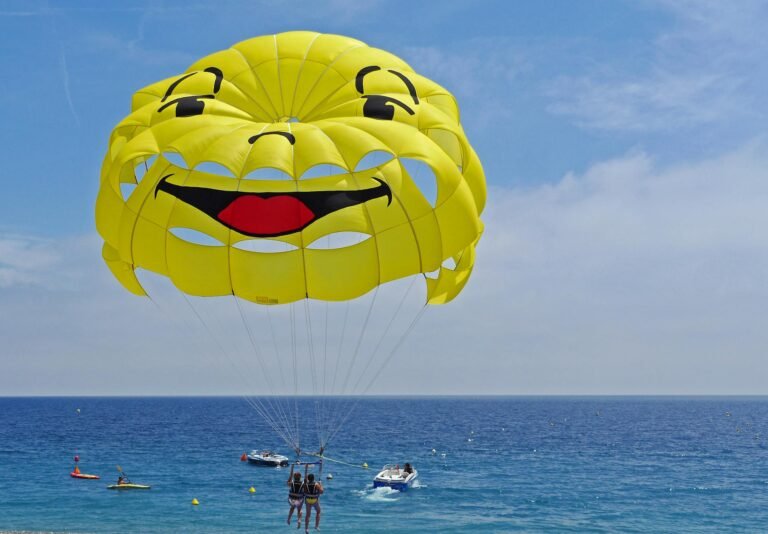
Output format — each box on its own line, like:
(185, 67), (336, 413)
(403, 463), (414, 475)
(302, 473), (324, 532)
(286, 467), (304, 527)
(117, 474), (127, 485)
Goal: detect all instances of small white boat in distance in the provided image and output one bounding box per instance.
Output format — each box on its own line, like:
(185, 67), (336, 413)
(246, 450), (289, 467)
(373, 463), (418, 491)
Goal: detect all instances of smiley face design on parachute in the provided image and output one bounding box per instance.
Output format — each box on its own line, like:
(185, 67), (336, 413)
(153, 130), (391, 238)
(96, 32), (485, 305)
(151, 65), (417, 238)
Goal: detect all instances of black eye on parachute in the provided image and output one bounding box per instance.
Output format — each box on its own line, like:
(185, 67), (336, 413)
(158, 67), (224, 118)
(355, 66), (419, 121)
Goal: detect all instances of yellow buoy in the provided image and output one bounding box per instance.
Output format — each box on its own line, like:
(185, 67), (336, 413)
(192, 498), (199, 506)
(249, 487), (256, 493)
(362, 462), (369, 469)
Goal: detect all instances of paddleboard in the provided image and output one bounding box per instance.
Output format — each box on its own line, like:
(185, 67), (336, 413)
(107, 483), (151, 490)
(71, 472), (100, 479)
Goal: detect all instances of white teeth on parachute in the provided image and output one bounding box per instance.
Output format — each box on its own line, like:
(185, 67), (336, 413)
(167, 232), (374, 252)
(233, 239), (299, 253)
(306, 232), (372, 250)
(169, 227), (226, 247)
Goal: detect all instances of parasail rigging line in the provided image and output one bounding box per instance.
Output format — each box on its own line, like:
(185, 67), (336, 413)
(302, 299), (321, 448)
(321, 300), (330, 444)
(350, 275), (419, 395)
(327, 299), (351, 439)
(263, 303), (302, 455)
(321, 286), (379, 449)
(180, 293), (300, 453)
(326, 303), (428, 447)
(234, 295), (299, 451)
(321, 276), (420, 447)
(205, 294), (300, 451)
(289, 302), (301, 453)
(148, 288), (297, 450)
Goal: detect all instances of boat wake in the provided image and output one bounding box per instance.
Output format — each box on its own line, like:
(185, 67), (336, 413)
(356, 486), (402, 503)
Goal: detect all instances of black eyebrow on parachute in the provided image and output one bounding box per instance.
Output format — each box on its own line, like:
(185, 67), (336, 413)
(355, 66), (381, 93)
(161, 67), (224, 102)
(387, 70), (419, 104)
(355, 66), (419, 104)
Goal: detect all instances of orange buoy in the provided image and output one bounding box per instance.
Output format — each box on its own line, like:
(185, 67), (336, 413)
(240, 453), (247, 462)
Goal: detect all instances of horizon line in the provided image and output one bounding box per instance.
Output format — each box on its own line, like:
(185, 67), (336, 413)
(2, 393), (768, 398)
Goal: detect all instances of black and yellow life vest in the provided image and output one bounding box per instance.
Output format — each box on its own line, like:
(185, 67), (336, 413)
(289, 481), (303, 499)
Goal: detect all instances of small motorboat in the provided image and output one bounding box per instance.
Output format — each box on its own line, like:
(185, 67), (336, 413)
(373, 463), (418, 491)
(246, 450), (289, 467)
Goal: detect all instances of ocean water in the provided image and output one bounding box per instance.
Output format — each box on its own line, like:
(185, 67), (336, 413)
(1, 397), (768, 533)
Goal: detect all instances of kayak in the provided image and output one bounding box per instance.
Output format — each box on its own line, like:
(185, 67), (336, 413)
(107, 483), (151, 490)
(71, 472), (100, 479)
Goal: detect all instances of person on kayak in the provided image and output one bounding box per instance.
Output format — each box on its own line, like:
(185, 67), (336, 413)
(302, 473), (324, 532)
(286, 466), (304, 528)
(117, 474), (127, 485)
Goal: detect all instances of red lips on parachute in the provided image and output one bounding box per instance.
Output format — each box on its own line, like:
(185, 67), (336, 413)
(218, 195), (315, 236)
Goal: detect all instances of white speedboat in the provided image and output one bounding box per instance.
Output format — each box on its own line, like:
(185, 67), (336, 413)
(246, 450), (289, 467)
(372, 463), (418, 491)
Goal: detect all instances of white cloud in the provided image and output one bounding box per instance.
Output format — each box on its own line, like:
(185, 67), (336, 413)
(547, 72), (743, 131)
(407, 139), (768, 394)
(547, 2), (768, 132)
(0, 235), (63, 287)
(58, 51), (80, 127)
(403, 40), (524, 97)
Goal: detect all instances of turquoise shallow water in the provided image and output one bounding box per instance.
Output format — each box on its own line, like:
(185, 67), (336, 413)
(1, 397), (768, 532)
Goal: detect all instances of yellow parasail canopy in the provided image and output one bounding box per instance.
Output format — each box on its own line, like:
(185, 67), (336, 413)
(96, 31), (485, 305)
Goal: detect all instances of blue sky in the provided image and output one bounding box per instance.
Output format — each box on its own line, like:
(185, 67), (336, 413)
(1, 0), (768, 395)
